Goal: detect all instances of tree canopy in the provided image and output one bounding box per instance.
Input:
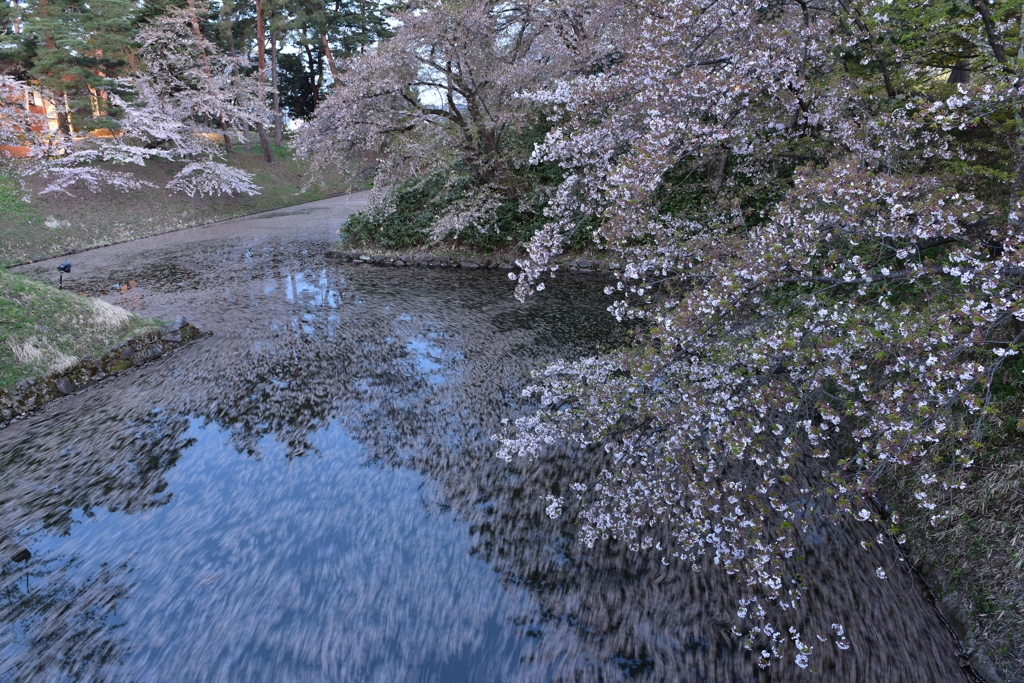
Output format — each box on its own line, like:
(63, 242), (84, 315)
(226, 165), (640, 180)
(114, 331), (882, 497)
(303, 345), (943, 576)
(1, 0), (394, 194)
(294, 0), (1024, 668)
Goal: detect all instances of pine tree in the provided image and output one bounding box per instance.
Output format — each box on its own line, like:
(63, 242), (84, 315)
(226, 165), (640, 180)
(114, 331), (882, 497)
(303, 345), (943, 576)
(21, 0), (137, 134)
(253, 0), (273, 162)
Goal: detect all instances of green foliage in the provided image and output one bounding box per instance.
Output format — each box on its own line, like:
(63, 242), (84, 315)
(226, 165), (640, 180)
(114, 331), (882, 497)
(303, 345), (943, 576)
(19, 0), (136, 131)
(0, 170), (27, 219)
(336, 112), (592, 254)
(340, 176), (441, 250)
(340, 157), (571, 253)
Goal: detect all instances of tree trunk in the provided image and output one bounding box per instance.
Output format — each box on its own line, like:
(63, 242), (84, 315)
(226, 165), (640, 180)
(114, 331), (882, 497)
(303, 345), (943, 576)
(272, 24), (283, 147)
(708, 149), (728, 194)
(185, 0), (231, 152)
(303, 39), (322, 111)
(257, 122), (272, 163)
(37, 1), (71, 135)
(1014, 14), (1024, 200)
(221, 117), (233, 153)
(255, 0), (273, 163)
(321, 33), (340, 82)
(224, 5), (252, 152)
(360, 0), (368, 53)
(62, 92), (73, 135)
(947, 60), (970, 84)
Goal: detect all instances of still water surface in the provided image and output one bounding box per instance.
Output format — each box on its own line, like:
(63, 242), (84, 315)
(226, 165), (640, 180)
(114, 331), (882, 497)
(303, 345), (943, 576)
(3, 194), (973, 682)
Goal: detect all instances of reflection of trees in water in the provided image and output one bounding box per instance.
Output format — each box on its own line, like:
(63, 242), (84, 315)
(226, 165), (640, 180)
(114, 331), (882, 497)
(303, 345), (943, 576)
(193, 266), (623, 464)
(0, 410), (193, 535)
(185, 265), (967, 682)
(187, 268), (757, 680)
(0, 259), (967, 682)
(0, 413), (191, 681)
(0, 554), (131, 683)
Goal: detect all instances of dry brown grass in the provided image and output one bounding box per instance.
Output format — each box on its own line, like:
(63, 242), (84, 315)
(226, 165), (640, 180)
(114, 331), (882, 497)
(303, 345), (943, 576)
(883, 354), (1024, 682)
(0, 269), (160, 387)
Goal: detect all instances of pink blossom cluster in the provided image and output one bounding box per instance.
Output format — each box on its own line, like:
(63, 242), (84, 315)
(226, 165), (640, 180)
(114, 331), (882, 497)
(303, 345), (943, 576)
(295, 0), (617, 229)
(10, 2), (267, 198)
(496, 0), (1024, 668)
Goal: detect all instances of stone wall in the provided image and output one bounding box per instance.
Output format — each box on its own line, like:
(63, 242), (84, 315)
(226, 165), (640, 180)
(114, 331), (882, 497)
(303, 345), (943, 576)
(0, 317), (206, 429)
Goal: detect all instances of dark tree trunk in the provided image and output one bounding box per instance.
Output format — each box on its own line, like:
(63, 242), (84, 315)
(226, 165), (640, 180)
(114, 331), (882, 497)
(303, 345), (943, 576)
(947, 60), (970, 84)
(221, 117), (233, 154)
(321, 32), (340, 82)
(257, 122), (273, 163)
(224, 4), (252, 152)
(303, 40), (322, 111)
(255, 0), (273, 163)
(272, 25), (283, 147)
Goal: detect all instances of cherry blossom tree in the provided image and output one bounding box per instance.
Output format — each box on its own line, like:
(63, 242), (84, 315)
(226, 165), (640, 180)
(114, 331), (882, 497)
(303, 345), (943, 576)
(20, 2), (268, 197)
(497, 0), (1024, 668)
(295, 0), (614, 236)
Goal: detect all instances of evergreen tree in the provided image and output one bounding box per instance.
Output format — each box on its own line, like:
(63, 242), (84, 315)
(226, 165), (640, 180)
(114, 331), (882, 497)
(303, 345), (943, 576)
(21, 0), (137, 133)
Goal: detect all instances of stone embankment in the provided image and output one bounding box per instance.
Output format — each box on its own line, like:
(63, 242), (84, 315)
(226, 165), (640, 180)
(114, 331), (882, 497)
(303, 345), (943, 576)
(0, 317), (206, 429)
(325, 250), (616, 273)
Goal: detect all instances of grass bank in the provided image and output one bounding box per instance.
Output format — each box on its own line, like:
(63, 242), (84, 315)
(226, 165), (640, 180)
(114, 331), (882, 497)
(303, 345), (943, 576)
(1, 144), (355, 267)
(0, 268), (161, 388)
(881, 356), (1024, 683)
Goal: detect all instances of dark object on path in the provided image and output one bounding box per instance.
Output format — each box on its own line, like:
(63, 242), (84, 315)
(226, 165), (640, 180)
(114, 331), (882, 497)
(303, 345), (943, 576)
(58, 262), (71, 290)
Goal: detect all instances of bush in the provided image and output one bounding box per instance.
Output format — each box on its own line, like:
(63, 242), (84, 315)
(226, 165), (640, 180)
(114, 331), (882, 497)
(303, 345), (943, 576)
(338, 170), (555, 253)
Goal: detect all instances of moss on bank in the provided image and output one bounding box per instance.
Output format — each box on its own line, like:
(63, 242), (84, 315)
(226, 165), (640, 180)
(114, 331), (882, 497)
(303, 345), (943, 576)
(1, 144), (356, 267)
(0, 268), (161, 388)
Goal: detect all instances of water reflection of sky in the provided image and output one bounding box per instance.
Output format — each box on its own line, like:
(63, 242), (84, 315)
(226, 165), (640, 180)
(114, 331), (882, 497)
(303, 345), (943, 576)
(0, 260), (636, 683)
(405, 336), (462, 384)
(23, 418), (527, 682)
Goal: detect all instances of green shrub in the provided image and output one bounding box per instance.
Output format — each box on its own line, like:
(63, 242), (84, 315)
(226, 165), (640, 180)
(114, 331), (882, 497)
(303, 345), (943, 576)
(338, 164), (590, 254)
(337, 116), (598, 255)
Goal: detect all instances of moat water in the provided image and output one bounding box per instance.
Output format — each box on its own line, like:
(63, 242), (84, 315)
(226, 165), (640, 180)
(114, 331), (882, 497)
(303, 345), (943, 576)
(2, 193), (973, 682)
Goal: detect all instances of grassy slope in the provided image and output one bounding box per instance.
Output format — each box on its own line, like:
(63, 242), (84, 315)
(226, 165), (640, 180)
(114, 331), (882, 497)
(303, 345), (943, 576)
(884, 358), (1024, 681)
(0, 142), (354, 387)
(0, 268), (161, 387)
(0, 143), (355, 267)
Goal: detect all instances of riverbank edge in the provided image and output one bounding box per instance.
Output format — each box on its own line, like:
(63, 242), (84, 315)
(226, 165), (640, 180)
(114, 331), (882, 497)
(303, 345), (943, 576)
(5, 191), (358, 270)
(324, 248), (617, 274)
(906, 549), (1006, 683)
(0, 318), (207, 430)
(875, 494), (1010, 683)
